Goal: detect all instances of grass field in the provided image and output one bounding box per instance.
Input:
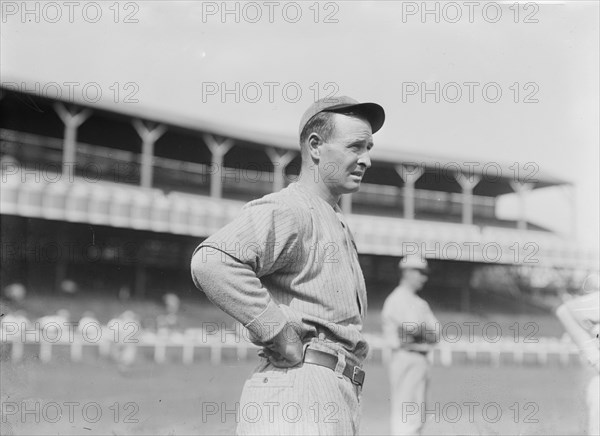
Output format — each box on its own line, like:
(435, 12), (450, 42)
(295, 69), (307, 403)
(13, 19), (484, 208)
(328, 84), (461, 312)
(1, 357), (595, 435)
(1, 294), (589, 435)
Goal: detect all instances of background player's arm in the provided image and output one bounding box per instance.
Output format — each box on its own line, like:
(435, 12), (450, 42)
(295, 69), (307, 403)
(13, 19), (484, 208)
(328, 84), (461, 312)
(382, 297), (437, 352)
(382, 305), (402, 350)
(401, 302), (440, 348)
(422, 303), (441, 345)
(565, 291), (600, 331)
(191, 202), (303, 367)
(556, 292), (600, 372)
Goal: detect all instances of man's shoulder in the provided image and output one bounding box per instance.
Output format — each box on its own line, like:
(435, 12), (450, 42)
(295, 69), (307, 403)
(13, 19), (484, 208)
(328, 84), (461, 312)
(244, 184), (310, 217)
(382, 288), (404, 309)
(383, 288), (428, 309)
(413, 294), (432, 309)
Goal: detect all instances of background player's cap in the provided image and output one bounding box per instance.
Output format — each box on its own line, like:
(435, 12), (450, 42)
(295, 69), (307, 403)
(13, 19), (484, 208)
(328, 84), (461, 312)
(398, 256), (430, 272)
(299, 96), (385, 137)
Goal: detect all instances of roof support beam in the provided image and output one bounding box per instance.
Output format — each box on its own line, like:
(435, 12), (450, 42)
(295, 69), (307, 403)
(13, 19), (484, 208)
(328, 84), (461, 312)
(510, 181), (534, 230)
(456, 174), (481, 225)
(133, 120), (167, 189)
(204, 134), (234, 199)
(54, 103), (91, 177)
(560, 184), (578, 241)
(396, 164), (424, 220)
(266, 147), (296, 193)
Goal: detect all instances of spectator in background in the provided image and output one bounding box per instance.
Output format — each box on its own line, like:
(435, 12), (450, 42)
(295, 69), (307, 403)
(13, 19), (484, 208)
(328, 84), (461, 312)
(1, 310), (31, 339)
(1, 284), (30, 352)
(156, 293), (180, 331)
(60, 279), (78, 295)
(78, 311), (100, 332)
(3, 283), (27, 306)
(107, 310), (139, 372)
(118, 285), (131, 301)
(382, 256), (440, 436)
(37, 309), (71, 341)
(556, 273), (599, 436)
(0, 153), (20, 174)
(1, 309), (29, 326)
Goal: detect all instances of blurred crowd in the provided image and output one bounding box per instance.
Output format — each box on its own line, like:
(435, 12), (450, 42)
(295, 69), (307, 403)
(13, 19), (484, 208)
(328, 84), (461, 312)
(0, 282), (184, 370)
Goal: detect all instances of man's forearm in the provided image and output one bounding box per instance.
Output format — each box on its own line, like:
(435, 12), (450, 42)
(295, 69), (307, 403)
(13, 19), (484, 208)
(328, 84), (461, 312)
(557, 304), (599, 370)
(191, 247), (288, 343)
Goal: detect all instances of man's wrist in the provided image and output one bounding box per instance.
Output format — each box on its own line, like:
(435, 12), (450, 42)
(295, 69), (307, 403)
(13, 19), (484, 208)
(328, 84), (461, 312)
(245, 300), (288, 343)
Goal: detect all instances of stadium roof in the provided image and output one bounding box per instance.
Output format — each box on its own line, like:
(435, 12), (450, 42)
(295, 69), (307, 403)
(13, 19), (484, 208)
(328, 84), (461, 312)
(1, 86), (570, 190)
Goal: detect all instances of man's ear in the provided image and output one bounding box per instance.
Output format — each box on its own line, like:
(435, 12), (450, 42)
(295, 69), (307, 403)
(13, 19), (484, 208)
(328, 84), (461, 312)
(307, 133), (322, 161)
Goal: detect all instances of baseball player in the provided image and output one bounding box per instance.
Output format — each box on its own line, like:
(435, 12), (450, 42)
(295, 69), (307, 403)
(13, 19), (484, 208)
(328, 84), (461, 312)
(381, 256), (439, 436)
(191, 96), (385, 435)
(556, 277), (599, 436)
(107, 310), (139, 372)
(157, 293), (181, 331)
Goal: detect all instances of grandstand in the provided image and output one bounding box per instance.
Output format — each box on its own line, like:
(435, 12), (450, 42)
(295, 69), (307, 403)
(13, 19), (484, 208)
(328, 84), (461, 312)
(0, 86), (597, 316)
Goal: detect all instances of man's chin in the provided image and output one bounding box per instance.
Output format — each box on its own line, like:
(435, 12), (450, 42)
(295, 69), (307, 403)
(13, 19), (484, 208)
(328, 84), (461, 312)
(329, 180), (362, 197)
(343, 182), (362, 194)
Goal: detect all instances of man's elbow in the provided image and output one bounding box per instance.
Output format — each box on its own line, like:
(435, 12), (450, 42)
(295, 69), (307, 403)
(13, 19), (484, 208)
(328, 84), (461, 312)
(555, 304), (576, 329)
(555, 304), (568, 319)
(190, 247), (219, 291)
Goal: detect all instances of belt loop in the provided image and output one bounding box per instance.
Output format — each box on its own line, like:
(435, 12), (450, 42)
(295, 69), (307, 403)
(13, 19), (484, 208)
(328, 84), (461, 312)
(334, 351), (346, 376)
(302, 342), (310, 360)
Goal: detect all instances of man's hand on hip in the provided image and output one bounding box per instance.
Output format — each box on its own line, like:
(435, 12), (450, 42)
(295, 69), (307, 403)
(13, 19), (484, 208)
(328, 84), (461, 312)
(263, 324), (304, 368)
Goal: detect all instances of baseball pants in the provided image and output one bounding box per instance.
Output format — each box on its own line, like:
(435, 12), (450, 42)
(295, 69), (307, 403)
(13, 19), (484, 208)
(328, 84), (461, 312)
(236, 346), (362, 435)
(388, 349), (430, 436)
(588, 374), (599, 435)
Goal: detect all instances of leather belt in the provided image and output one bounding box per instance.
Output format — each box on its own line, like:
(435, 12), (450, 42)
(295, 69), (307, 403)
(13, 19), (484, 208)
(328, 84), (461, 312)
(303, 348), (365, 387)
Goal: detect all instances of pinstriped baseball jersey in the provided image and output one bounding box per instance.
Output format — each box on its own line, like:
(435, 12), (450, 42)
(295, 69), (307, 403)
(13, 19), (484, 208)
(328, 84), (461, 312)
(191, 181), (369, 361)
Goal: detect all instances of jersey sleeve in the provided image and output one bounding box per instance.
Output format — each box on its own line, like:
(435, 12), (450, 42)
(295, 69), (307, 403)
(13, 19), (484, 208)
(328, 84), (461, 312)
(422, 300), (441, 344)
(190, 201), (300, 344)
(557, 291), (600, 372)
(567, 291), (600, 331)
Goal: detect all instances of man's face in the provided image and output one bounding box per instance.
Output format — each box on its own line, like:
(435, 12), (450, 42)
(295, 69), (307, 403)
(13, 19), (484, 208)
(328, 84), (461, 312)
(317, 114), (373, 195)
(404, 269), (429, 291)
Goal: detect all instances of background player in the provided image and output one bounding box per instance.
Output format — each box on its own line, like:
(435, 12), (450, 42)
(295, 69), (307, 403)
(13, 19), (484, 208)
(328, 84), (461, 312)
(382, 256), (440, 436)
(556, 274), (599, 435)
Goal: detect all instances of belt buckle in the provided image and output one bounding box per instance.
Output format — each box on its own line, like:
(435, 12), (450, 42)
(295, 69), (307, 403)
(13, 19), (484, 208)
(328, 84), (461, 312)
(351, 366), (365, 386)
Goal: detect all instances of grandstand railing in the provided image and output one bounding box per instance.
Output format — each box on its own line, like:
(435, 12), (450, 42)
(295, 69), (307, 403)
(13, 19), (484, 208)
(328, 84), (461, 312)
(2, 128), (597, 267)
(0, 324), (587, 368)
(2, 169), (596, 267)
(2, 128), (495, 220)
(352, 183), (496, 221)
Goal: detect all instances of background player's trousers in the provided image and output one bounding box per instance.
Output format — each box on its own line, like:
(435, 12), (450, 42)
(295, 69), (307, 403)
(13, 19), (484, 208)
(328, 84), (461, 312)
(236, 349), (362, 435)
(388, 349), (430, 436)
(588, 374), (599, 435)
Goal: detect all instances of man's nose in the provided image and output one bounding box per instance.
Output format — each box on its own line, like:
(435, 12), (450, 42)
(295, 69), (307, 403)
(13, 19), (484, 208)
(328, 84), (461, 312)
(358, 151), (372, 169)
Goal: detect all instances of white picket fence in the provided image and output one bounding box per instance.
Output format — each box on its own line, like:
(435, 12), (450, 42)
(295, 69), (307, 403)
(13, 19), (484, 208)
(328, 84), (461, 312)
(0, 325), (586, 367)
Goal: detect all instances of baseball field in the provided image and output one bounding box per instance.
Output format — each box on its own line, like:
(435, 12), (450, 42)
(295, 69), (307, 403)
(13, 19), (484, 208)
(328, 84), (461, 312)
(1, 356), (594, 435)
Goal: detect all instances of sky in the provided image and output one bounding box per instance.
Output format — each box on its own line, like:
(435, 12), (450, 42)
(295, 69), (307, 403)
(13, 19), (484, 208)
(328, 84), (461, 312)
(1, 0), (598, 250)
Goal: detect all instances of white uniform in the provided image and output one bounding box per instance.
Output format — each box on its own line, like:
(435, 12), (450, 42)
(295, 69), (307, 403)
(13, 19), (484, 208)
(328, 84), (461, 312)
(382, 286), (439, 436)
(107, 312), (139, 368)
(557, 290), (599, 435)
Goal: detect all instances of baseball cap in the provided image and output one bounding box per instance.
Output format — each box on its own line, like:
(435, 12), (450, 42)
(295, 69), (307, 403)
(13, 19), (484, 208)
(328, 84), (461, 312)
(299, 96), (385, 137)
(398, 256), (430, 273)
